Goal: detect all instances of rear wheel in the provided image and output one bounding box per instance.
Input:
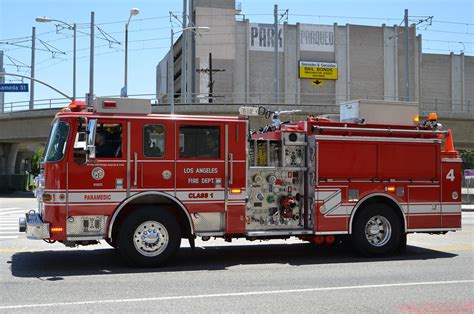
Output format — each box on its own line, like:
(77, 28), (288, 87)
(117, 207), (181, 267)
(352, 203), (403, 257)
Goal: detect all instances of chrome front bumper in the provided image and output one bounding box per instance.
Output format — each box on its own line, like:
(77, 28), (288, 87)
(19, 210), (50, 240)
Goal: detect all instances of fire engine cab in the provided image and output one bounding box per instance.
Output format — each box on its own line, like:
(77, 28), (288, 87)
(19, 98), (462, 267)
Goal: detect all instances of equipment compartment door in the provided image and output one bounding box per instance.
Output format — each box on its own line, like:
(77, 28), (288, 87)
(407, 185), (441, 229)
(440, 160), (462, 229)
(225, 123), (247, 234)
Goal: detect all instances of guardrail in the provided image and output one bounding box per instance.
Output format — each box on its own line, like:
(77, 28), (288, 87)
(2, 93), (473, 116)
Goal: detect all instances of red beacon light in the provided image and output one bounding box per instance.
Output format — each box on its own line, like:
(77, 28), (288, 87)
(102, 100), (117, 109)
(68, 100), (88, 112)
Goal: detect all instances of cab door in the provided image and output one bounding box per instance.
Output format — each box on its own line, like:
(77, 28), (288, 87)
(67, 118), (128, 217)
(130, 119), (175, 194)
(175, 121), (226, 233)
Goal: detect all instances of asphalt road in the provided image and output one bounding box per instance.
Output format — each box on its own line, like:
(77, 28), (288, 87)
(1, 197), (473, 313)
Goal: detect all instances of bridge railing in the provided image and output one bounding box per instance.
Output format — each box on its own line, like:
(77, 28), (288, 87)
(2, 93), (473, 116)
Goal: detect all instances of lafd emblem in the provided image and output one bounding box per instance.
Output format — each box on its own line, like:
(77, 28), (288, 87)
(91, 167), (105, 180)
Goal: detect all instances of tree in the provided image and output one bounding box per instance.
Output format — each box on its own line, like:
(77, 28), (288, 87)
(31, 145), (45, 176)
(459, 150), (474, 170)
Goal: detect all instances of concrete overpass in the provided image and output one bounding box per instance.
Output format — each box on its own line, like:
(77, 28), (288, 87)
(1, 104), (473, 183)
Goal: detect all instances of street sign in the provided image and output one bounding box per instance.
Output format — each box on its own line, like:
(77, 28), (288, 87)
(239, 107), (259, 116)
(299, 61), (338, 80)
(465, 169), (474, 179)
(120, 86), (127, 97)
(0, 83), (29, 92)
(312, 79), (324, 87)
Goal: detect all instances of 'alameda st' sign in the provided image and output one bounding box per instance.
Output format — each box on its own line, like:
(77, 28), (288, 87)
(0, 83), (29, 92)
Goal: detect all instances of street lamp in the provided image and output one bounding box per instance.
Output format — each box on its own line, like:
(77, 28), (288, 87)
(36, 17), (77, 100)
(123, 8), (140, 97)
(169, 26), (209, 114)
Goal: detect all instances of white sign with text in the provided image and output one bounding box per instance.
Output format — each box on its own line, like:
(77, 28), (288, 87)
(300, 24), (335, 52)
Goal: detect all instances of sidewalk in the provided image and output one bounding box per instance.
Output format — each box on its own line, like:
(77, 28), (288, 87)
(462, 204), (474, 212)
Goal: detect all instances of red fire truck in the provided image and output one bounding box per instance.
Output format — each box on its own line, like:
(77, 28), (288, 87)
(19, 98), (462, 266)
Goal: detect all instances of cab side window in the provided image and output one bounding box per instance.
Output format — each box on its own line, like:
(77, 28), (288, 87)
(179, 125), (220, 158)
(95, 123), (122, 158)
(144, 124), (165, 158)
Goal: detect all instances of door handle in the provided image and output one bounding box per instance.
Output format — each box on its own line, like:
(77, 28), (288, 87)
(133, 152), (138, 186)
(229, 153), (233, 185)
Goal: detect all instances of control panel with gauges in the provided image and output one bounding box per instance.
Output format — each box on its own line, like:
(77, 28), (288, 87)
(247, 131), (315, 231)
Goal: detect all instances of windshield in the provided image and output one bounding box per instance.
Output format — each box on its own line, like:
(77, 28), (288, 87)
(44, 121), (70, 162)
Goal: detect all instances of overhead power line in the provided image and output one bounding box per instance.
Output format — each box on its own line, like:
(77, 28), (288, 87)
(424, 29), (474, 35)
(423, 39), (474, 44)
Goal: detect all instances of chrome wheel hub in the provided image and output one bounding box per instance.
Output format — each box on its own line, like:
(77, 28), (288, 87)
(364, 215), (392, 247)
(133, 221), (169, 257)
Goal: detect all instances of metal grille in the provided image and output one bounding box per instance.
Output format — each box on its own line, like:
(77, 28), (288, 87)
(67, 215), (107, 238)
(25, 212), (50, 239)
(192, 213), (224, 232)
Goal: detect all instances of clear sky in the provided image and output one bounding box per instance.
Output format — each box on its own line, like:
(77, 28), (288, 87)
(1, 0), (473, 108)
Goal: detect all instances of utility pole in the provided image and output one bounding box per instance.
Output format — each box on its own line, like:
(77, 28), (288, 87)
(169, 28), (175, 113)
(29, 27), (35, 110)
(0, 50), (4, 114)
(181, 0), (188, 104)
(404, 9), (409, 101)
(88, 11), (95, 106)
(124, 8), (140, 97)
(274, 4), (279, 104)
(73, 23), (76, 100)
(196, 53), (225, 103)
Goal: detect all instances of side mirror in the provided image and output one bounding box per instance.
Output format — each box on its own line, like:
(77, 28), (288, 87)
(87, 145), (96, 159)
(77, 116), (88, 124)
(73, 148), (88, 165)
(86, 119), (97, 159)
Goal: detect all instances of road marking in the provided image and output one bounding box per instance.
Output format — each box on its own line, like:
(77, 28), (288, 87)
(0, 231), (21, 234)
(0, 236), (20, 240)
(430, 246), (474, 251)
(0, 209), (24, 215)
(0, 248), (36, 253)
(1, 280), (473, 309)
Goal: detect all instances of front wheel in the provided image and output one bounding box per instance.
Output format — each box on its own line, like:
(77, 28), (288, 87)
(352, 204), (403, 257)
(117, 208), (181, 267)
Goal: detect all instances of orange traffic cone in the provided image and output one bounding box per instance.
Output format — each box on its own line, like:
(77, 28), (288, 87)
(444, 129), (457, 155)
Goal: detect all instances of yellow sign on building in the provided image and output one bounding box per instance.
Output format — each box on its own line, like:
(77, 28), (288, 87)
(299, 61), (338, 80)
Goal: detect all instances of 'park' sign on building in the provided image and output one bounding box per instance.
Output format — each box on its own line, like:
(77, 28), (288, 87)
(249, 23), (284, 52)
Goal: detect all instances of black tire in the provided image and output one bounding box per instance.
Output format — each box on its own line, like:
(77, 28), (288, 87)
(398, 233), (407, 253)
(352, 203), (403, 257)
(117, 207), (181, 267)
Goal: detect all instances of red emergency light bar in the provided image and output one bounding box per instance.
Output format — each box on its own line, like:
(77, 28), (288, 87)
(102, 100), (117, 109)
(68, 100), (87, 112)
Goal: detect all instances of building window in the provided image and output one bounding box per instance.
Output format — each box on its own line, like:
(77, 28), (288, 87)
(144, 125), (165, 158)
(179, 126), (220, 158)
